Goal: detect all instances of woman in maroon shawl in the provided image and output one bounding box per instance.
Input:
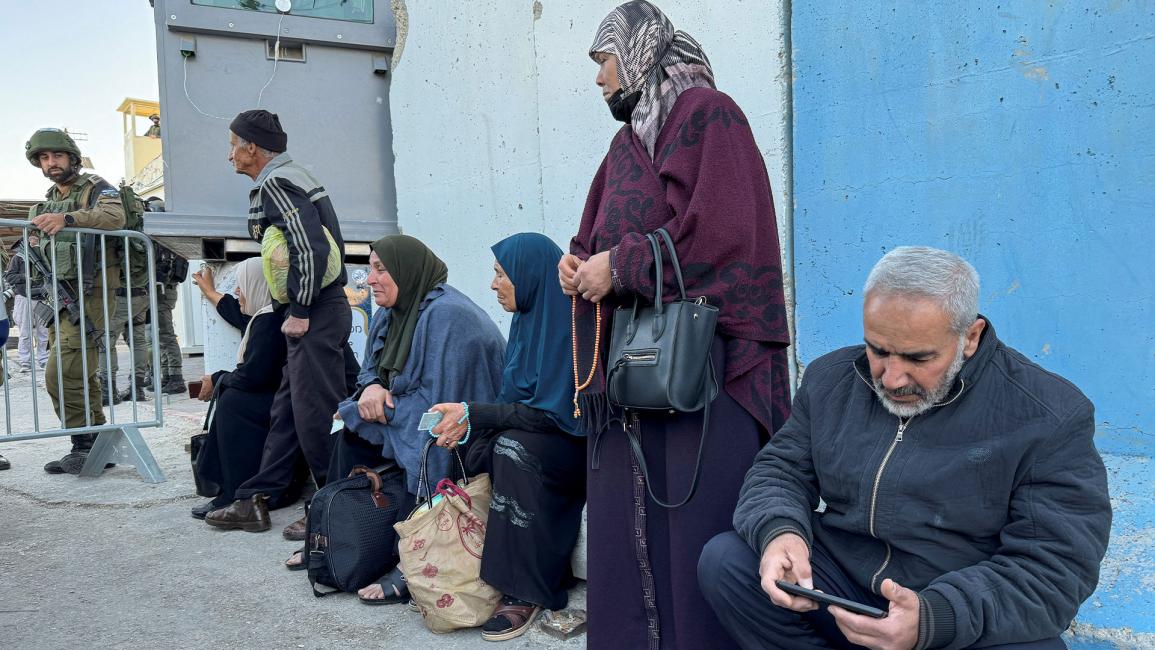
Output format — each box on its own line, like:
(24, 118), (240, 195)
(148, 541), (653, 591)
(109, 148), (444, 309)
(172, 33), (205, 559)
(559, 2), (791, 648)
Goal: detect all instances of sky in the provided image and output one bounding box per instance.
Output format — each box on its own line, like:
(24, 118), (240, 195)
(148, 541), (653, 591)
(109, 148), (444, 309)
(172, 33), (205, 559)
(0, 1), (159, 199)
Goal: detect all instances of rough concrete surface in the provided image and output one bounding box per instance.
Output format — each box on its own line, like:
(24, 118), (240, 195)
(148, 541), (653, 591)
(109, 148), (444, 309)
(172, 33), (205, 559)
(0, 352), (584, 649)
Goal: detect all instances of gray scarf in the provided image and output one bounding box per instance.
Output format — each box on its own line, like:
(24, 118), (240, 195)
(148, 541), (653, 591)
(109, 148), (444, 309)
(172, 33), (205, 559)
(590, 1), (716, 159)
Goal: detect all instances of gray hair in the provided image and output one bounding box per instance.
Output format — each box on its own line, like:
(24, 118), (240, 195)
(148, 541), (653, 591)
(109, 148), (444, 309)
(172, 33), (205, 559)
(235, 136), (278, 159)
(863, 246), (980, 334)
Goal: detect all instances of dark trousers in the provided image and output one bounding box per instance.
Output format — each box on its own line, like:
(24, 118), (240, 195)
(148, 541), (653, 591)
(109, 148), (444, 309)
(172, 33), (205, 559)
(235, 286), (351, 500)
(698, 531), (1067, 650)
(327, 425), (391, 483)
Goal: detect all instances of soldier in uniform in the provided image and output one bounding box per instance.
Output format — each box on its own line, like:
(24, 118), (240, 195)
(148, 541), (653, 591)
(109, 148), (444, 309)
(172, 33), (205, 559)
(152, 279), (186, 394)
(24, 128), (126, 474)
(144, 197), (187, 395)
(98, 252), (152, 404)
(145, 114), (161, 139)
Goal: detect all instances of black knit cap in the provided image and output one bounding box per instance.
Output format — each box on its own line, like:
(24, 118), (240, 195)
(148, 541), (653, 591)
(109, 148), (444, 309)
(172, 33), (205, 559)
(229, 109), (287, 153)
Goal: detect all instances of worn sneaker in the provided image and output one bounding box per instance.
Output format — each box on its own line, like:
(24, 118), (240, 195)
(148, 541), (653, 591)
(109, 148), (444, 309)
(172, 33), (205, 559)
(19, 364), (31, 374)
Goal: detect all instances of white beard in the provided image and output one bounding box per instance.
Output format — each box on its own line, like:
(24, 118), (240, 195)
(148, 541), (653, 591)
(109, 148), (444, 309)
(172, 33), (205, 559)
(873, 338), (966, 418)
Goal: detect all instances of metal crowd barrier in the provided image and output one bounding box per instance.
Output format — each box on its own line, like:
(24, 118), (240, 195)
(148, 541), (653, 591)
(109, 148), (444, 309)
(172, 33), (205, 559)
(0, 219), (166, 482)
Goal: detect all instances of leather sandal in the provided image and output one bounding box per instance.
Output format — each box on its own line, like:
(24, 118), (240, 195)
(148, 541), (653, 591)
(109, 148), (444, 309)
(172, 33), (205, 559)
(284, 547), (306, 572)
(481, 596), (542, 642)
(358, 566), (409, 605)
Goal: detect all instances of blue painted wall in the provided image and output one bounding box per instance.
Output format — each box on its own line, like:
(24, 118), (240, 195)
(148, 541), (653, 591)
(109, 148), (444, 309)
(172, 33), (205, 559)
(791, 2), (1154, 646)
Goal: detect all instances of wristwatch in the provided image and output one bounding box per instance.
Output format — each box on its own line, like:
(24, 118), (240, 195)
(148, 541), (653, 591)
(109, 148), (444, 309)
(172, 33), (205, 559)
(63, 214), (76, 227)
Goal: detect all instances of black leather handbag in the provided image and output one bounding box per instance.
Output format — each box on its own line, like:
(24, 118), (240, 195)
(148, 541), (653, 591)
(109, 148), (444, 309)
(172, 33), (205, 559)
(190, 384), (221, 499)
(606, 228), (718, 508)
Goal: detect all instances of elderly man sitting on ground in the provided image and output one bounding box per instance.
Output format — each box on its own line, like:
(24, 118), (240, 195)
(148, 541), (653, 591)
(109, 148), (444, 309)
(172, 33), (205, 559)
(699, 246), (1110, 650)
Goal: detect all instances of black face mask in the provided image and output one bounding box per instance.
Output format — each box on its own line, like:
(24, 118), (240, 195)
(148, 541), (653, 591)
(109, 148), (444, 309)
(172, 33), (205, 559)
(607, 89), (641, 123)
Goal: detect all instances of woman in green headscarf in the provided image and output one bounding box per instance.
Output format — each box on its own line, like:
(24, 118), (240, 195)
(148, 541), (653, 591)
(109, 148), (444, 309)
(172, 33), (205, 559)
(323, 235), (507, 603)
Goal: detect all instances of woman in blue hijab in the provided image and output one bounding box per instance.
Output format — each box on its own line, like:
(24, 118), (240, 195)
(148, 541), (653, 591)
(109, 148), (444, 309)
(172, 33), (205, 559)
(427, 232), (586, 641)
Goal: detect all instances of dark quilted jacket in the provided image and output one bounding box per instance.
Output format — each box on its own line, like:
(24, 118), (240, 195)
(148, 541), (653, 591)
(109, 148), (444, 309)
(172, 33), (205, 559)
(734, 318), (1111, 649)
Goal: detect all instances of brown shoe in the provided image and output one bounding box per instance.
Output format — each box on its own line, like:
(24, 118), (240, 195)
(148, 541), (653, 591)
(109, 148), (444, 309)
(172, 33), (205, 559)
(204, 494), (271, 532)
(282, 516), (307, 541)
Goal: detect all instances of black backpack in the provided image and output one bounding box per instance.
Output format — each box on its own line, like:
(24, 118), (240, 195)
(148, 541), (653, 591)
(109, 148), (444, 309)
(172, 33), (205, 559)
(306, 463), (413, 597)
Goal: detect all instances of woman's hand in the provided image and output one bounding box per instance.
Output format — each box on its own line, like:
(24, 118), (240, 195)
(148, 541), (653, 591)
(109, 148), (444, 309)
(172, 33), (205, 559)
(191, 266), (224, 306)
(558, 253), (582, 296)
(197, 374), (213, 401)
(573, 250), (613, 303)
(357, 384), (394, 424)
(429, 402), (470, 450)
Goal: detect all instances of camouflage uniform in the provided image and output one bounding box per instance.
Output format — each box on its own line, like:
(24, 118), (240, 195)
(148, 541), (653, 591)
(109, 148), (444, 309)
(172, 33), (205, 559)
(24, 129), (125, 472)
(99, 276), (152, 402)
(154, 281), (185, 393)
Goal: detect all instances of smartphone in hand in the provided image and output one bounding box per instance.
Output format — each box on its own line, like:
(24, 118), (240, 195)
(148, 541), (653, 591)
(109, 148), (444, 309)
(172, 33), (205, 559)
(774, 580), (887, 618)
(417, 410), (444, 431)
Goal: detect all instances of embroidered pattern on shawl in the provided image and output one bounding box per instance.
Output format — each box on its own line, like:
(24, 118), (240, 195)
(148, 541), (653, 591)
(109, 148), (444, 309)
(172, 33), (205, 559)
(571, 88), (791, 436)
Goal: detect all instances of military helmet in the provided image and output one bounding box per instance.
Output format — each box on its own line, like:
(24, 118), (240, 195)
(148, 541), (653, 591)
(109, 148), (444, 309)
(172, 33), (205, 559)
(25, 128), (82, 167)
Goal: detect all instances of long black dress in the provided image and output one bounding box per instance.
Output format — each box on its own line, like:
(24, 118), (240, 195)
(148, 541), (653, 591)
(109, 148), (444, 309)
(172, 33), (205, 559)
(465, 403), (586, 611)
(195, 297), (298, 509)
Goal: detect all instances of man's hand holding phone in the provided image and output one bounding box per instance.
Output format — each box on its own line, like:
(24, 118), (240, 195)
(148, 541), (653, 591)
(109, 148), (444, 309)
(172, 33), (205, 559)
(759, 532), (818, 612)
(760, 532), (918, 650)
(828, 579), (919, 650)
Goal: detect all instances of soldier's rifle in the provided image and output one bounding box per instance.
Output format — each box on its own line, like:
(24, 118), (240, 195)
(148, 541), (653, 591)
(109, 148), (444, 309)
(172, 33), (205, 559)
(15, 238), (105, 351)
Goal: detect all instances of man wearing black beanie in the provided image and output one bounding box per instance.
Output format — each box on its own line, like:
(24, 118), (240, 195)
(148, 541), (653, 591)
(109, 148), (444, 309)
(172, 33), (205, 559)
(206, 109), (351, 536)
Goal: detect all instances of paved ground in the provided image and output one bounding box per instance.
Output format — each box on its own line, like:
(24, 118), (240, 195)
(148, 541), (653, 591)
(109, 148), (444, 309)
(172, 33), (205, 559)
(0, 351), (585, 649)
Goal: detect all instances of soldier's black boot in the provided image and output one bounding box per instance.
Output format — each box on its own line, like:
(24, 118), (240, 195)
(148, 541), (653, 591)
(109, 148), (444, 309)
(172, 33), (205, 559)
(46, 434), (103, 475)
(101, 378), (123, 406)
(118, 376), (150, 402)
(161, 374), (186, 395)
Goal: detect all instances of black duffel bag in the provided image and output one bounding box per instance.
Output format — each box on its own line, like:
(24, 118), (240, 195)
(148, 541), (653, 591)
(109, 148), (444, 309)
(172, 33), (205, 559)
(306, 463), (412, 597)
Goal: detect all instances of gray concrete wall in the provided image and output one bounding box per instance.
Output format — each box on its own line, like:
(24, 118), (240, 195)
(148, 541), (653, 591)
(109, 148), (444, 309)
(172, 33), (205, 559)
(387, 0), (792, 333)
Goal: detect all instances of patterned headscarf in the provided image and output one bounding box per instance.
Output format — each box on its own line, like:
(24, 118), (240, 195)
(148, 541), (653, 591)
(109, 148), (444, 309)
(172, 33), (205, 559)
(590, 0), (715, 159)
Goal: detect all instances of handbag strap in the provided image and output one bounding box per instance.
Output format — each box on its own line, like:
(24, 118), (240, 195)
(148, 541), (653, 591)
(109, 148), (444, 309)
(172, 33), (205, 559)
(349, 465), (391, 509)
(435, 477), (473, 510)
(200, 378), (224, 432)
(646, 232), (664, 314)
(625, 233), (666, 346)
(653, 227), (687, 301)
(623, 356), (716, 509)
(415, 438), (468, 507)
